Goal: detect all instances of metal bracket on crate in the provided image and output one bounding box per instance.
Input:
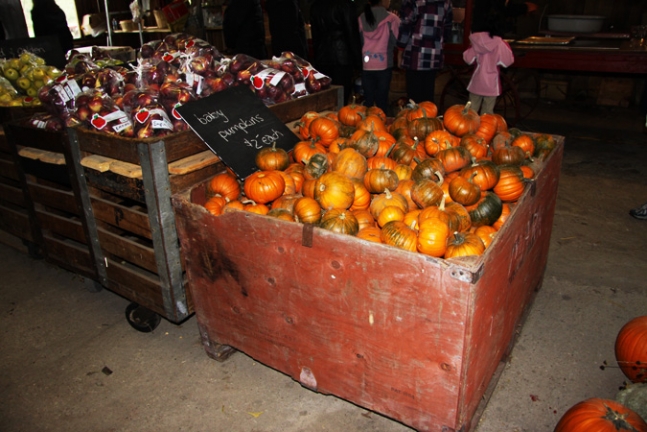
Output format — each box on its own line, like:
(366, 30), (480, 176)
(65, 127), (109, 287)
(301, 223), (314, 248)
(138, 140), (187, 322)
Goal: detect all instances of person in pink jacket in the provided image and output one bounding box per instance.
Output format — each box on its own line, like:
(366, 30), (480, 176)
(462, 10), (514, 115)
(359, 0), (400, 115)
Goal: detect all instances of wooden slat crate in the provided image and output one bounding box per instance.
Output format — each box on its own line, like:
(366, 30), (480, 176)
(172, 137), (564, 432)
(65, 86), (344, 324)
(4, 124), (99, 279)
(0, 127), (37, 249)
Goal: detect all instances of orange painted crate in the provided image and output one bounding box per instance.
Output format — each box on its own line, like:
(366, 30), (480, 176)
(173, 136), (564, 431)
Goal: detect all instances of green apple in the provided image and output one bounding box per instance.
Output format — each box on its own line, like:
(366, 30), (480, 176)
(3, 67), (19, 81)
(33, 79), (45, 89)
(32, 67), (46, 80)
(26, 87), (38, 97)
(16, 77), (31, 90)
(7, 58), (21, 70)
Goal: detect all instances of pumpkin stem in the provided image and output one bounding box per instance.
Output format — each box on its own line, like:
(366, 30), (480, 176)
(464, 101), (472, 114)
(434, 170), (445, 186)
(602, 405), (640, 432)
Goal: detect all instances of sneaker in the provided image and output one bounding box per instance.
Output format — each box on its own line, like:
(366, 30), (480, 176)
(629, 202), (647, 220)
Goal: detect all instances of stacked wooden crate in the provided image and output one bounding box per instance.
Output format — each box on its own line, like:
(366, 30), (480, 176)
(4, 124), (99, 280)
(0, 127), (37, 252)
(66, 86), (343, 327)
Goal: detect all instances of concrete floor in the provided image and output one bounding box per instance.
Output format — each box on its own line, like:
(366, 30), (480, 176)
(1, 99), (646, 432)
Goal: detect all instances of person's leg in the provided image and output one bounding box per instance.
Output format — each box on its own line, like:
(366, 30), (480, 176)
(375, 68), (393, 114)
(480, 96), (497, 114)
(468, 92), (483, 114)
(406, 69), (437, 103)
(362, 70), (377, 108)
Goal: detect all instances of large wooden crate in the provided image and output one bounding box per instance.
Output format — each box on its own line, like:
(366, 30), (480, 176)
(4, 123), (99, 278)
(172, 137), (564, 432)
(0, 127), (35, 248)
(65, 86), (344, 325)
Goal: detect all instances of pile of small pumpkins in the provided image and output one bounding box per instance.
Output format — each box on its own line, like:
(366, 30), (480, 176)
(202, 99), (556, 260)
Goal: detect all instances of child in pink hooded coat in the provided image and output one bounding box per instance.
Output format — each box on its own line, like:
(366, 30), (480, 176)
(462, 11), (514, 115)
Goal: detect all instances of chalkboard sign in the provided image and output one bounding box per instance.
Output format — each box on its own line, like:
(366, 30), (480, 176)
(176, 86), (300, 179)
(0, 36), (66, 69)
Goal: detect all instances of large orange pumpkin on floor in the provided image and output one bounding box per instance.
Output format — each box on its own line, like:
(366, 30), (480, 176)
(554, 398), (647, 432)
(615, 316), (647, 383)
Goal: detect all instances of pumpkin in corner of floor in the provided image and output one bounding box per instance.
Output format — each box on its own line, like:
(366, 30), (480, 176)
(554, 398), (647, 432)
(615, 315), (647, 383)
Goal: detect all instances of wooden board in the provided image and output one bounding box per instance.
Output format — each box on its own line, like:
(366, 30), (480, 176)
(18, 147), (66, 165)
(173, 138), (564, 432)
(167, 150), (220, 175)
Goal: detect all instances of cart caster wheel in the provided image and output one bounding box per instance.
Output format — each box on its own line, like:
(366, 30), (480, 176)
(84, 279), (103, 293)
(125, 303), (161, 333)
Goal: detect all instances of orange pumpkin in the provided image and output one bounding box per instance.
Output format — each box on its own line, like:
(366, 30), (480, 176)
(460, 160), (500, 191)
(308, 117), (340, 146)
(331, 148), (368, 180)
(293, 139), (327, 165)
(208, 172), (241, 202)
(255, 141), (290, 171)
(370, 189), (409, 219)
(511, 134), (536, 158)
(493, 165), (526, 202)
(204, 195), (227, 216)
(474, 113), (499, 143)
(356, 226), (383, 243)
(377, 205), (406, 227)
(314, 172), (355, 210)
(410, 178), (444, 209)
(349, 178), (372, 211)
(319, 208), (359, 235)
(424, 130), (456, 156)
(380, 220), (418, 252)
(353, 208), (376, 230)
(242, 200), (270, 215)
(293, 196), (322, 224)
(244, 171), (286, 204)
(295, 111), (319, 139)
(474, 225), (497, 248)
(492, 203), (511, 230)
(417, 217), (450, 257)
(349, 128), (380, 158)
(460, 134), (489, 159)
(449, 173), (481, 206)
(337, 98), (367, 127)
(554, 398), (647, 432)
(615, 315), (647, 383)
(443, 101), (480, 137)
(444, 231), (485, 259)
(437, 145), (472, 173)
(364, 166), (400, 194)
(367, 155), (398, 171)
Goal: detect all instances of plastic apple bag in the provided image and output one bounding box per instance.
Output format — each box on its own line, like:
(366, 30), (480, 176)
(226, 54), (261, 82)
(74, 89), (134, 137)
(304, 66), (332, 94)
(65, 53), (99, 75)
(24, 112), (66, 132)
(0, 75), (21, 106)
(78, 68), (125, 97)
(184, 38), (224, 62)
(134, 58), (176, 89)
(122, 88), (175, 138)
(140, 40), (165, 59)
(38, 74), (84, 124)
(251, 68), (295, 105)
(159, 81), (196, 131)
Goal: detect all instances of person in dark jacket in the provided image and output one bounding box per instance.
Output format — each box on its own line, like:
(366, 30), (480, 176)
(31, 0), (74, 56)
(396, 0), (452, 104)
(266, 0), (308, 59)
(222, 0), (267, 59)
(310, 0), (362, 104)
